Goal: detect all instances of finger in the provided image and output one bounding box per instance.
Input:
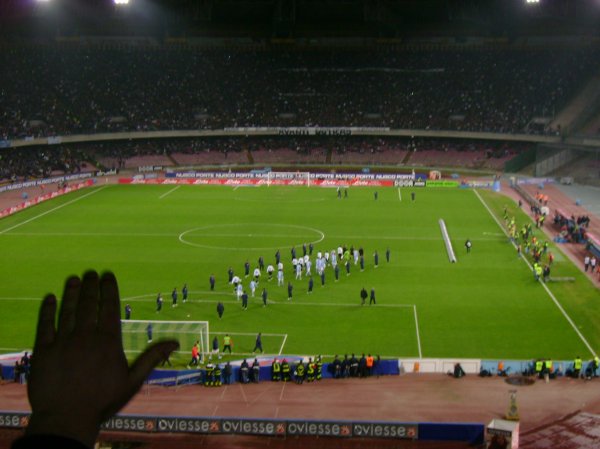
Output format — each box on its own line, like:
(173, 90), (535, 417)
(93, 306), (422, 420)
(126, 341), (179, 396)
(98, 272), (122, 339)
(57, 275), (81, 338)
(33, 294), (57, 351)
(75, 270), (100, 333)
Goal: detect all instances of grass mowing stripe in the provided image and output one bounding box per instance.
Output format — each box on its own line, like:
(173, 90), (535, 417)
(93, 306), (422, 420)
(158, 185), (181, 199)
(0, 186), (108, 235)
(473, 188), (598, 358)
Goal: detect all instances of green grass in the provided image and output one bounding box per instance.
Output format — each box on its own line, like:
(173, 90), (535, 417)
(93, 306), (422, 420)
(1, 184), (598, 367)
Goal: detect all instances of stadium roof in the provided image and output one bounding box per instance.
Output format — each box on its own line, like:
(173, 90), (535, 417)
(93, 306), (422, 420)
(0, 0), (598, 38)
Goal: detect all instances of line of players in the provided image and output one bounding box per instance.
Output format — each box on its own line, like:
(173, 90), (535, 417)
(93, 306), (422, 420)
(226, 243), (390, 307)
(123, 283), (189, 319)
(129, 242), (390, 319)
(504, 209), (555, 282)
(154, 283), (189, 312)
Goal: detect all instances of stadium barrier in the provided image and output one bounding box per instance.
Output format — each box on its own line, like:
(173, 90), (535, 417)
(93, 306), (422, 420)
(0, 172), (93, 194)
(146, 359), (400, 386)
(399, 358), (481, 374)
(0, 411), (485, 444)
(586, 233), (600, 258)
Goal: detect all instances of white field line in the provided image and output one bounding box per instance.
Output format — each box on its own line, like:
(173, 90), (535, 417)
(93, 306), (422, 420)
(279, 383), (286, 402)
(413, 305), (422, 359)
(210, 332), (287, 338)
(238, 383), (248, 404)
(0, 297), (40, 301)
(278, 334), (288, 356)
(4, 232), (176, 237)
(398, 188), (402, 201)
(159, 185), (181, 199)
(0, 186), (108, 235)
(473, 189), (597, 358)
(262, 300), (414, 308)
(0, 295), (416, 311)
(2, 231), (503, 242)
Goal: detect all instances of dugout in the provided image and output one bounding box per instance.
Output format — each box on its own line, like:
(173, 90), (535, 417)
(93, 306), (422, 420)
(586, 233), (600, 258)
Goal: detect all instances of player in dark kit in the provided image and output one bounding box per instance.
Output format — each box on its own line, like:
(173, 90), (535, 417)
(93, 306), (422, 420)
(287, 282), (293, 300)
(182, 283), (188, 303)
(370, 288), (376, 305)
(360, 288), (368, 305)
(244, 260), (250, 278)
(253, 333), (263, 353)
(386, 247), (390, 263)
(156, 293), (163, 312)
(217, 301), (224, 319)
(146, 323), (153, 343)
(308, 277), (314, 293)
(171, 288), (178, 307)
(241, 291), (248, 310)
(124, 304), (132, 320)
(262, 288), (268, 306)
(209, 274), (215, 291)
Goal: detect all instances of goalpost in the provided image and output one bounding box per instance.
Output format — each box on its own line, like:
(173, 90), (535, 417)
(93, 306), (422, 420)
(266, 171), (311, 187)
(121, 320), (210, 362)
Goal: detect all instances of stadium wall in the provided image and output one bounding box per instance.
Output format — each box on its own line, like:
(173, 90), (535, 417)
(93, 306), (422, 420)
(0, 411), (485, 444)
(0, 126), (567, 150)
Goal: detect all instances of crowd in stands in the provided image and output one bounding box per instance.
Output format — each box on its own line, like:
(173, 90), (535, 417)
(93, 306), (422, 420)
(0, 137), (529, 182)
(1, 45), (598, 140)
(0, 146), (89, 182)
(554, 212), (591, 243)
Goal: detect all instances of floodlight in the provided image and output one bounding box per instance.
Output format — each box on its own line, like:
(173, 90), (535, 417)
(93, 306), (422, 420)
(35, 0), (52, 3)
(114, 0), (130, 4)
(525, 0), (540, 3)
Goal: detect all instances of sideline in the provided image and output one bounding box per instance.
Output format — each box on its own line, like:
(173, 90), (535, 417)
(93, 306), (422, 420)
(0, 186), (108, 235)
(474, 189), (597, 358)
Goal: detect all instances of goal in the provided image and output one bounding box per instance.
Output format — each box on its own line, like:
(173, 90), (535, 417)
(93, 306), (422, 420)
(121, 320), (210, 362)
(266, 171), (311, 187)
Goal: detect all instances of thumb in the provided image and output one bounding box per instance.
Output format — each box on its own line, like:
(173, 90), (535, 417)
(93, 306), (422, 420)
(127, 340), (179, 395)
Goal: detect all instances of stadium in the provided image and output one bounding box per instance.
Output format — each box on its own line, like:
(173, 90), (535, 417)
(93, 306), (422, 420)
(0, 0), (600, 448)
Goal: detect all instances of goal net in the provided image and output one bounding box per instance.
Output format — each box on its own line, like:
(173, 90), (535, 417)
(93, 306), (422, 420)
(266, 171), (311, 187)
(121, 320), (209, 362)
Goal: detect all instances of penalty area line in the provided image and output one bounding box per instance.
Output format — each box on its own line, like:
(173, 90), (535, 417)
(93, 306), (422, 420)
(473, 189), (597, 358)
(413, 305), (422, 359)
(159, 185), (181, 199)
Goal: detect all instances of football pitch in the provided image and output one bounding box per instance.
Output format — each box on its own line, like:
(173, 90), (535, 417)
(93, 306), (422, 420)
(1, 184), (598, 366)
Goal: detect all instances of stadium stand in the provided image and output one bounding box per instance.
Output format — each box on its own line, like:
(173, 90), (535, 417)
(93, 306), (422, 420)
(0, 136), (529, 183)
(1, 45), (598, 140)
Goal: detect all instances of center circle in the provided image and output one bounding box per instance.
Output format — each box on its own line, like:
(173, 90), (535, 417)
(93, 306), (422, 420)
(178, 223), (325, 251)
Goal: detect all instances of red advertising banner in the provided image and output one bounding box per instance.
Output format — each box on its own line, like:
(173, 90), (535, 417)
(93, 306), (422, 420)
(118, 178), (394, 187)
